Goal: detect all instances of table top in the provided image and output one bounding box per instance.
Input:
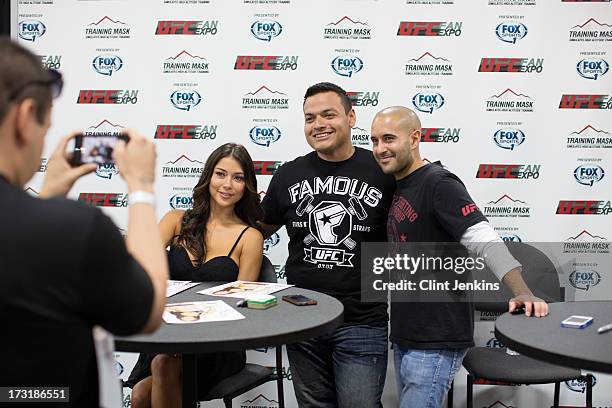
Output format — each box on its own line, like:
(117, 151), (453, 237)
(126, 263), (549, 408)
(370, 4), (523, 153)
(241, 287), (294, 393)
(115, 283), (344, 354)
(495, 301), (612, 373)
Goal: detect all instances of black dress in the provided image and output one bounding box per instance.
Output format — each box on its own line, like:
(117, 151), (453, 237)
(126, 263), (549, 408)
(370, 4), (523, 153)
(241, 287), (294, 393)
(125, 227), (251, 398)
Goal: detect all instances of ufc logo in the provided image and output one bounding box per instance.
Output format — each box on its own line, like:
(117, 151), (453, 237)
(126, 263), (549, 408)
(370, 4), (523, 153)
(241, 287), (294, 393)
(461, 203), (479, 217)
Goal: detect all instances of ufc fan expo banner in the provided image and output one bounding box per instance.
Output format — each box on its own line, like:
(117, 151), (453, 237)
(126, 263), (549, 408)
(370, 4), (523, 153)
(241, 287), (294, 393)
(13, 0), (612, 407)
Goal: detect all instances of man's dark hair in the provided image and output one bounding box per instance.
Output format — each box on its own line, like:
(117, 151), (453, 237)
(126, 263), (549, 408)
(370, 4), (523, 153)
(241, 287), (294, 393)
(0, 38), (52, 124)
(304, 82), (352, 113)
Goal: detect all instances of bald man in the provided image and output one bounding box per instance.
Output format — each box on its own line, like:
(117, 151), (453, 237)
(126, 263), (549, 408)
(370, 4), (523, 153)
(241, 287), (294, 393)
(370, 107), (548, 408)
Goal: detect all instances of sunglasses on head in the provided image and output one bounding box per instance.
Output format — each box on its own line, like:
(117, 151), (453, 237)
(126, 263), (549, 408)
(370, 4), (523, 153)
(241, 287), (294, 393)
(8, 68), (63, 101)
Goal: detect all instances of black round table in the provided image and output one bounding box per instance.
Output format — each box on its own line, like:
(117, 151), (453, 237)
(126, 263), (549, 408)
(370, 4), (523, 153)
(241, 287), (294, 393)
(495, 301), (612, 373)
(115, 283), (344, 408)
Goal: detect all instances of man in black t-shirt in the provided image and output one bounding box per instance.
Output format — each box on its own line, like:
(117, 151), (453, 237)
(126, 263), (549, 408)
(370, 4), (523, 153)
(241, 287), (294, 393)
(262, 83), (395, 407)
(370, 106), (548, 408)
(0, 39), (168, 407)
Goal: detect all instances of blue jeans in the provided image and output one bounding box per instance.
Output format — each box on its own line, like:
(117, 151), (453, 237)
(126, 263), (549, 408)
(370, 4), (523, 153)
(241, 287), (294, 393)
(394, 344), (468, 408)
(286, 323), (388, 408)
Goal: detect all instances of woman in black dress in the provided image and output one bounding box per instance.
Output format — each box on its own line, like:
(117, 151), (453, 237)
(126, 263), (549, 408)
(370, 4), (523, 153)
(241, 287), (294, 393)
(127, 143), (264, 408)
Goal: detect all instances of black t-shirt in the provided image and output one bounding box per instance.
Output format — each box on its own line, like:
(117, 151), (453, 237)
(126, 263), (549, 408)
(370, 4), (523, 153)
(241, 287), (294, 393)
(0, 181), (154, 407)
(262, 147), (395, 325)
(387, 162), (487, 349)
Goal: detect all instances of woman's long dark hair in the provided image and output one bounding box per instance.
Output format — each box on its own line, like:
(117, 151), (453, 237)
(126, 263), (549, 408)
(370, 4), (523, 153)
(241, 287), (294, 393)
(174, 143), (263, 266)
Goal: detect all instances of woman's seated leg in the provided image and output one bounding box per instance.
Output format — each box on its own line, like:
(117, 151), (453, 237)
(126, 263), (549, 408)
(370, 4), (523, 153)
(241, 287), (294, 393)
(151, 354), (182, 408)
(131, 376), (152, 408)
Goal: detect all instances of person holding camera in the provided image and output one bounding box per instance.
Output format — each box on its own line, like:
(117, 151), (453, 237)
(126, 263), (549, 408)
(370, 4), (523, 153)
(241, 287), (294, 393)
(0, 39), (168, 407)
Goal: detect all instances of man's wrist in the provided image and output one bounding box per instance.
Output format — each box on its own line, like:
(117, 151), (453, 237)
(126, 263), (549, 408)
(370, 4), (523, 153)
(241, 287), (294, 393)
(39, 182), (67, 199)
(129, 190), (156, 208)
(127, 177), (154, 193)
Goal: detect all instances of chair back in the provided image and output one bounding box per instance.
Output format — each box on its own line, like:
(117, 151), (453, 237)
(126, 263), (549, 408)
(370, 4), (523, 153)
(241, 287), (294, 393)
(92, 326), (123, 408)
(258, 255), (277, 283)
(475, 242), (562, 312)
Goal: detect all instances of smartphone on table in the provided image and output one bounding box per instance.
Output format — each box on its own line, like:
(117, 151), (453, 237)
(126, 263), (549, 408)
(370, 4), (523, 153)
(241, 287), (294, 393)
(282, 294), (317, 306)
(561, 315), (593, 329)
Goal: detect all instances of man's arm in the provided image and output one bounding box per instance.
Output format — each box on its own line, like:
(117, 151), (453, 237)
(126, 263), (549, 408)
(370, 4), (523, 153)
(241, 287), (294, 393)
(502, 267), (548, 318)
(431, 176), (548, 317)
(460, 221), (548, 317)
(40, 131), (167, 334)
(259, 167), (285, 239)
(259, 222), (282, 239)
(114, 131), (168, 333)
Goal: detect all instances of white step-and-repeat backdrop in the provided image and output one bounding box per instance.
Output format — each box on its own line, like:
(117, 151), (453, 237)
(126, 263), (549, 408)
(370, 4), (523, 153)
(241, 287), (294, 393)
(13, 0), (612, 407)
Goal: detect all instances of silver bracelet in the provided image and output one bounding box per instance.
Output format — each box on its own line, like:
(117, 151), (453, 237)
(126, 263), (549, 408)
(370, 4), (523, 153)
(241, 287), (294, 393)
(129, 190), (155, 208)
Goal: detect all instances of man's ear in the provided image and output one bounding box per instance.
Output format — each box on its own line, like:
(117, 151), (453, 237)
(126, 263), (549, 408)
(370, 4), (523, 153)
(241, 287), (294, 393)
(14, 98), (37, 147)
(348, 108), (356, 128)
(411, 129), (422, 151)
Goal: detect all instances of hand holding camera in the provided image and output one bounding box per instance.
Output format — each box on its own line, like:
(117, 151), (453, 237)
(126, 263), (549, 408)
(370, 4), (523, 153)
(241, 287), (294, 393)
(112, 129), (156, 193)
(40, 129), (157, 198)
(39, 131), (97, 198)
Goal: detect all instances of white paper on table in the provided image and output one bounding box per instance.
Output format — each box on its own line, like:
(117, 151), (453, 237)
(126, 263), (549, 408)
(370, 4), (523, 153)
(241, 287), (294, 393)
(197, 280), (294, 299)
(162, 300), (245, 324)
(166, 280), (199, 297)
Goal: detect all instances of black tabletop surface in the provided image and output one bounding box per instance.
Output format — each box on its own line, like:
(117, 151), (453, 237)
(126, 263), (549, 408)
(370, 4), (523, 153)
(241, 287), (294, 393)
(495, 301), (612, 373)
(115, 283), (344, 354)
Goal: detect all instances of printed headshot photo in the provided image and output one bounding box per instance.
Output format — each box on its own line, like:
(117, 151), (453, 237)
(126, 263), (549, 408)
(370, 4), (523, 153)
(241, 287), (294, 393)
(163, 302), (214, 324)
(211, 282), (269, 296)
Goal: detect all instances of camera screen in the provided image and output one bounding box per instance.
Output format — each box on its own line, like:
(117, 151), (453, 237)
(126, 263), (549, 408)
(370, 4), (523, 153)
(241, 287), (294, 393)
(78, 135), (118, 165)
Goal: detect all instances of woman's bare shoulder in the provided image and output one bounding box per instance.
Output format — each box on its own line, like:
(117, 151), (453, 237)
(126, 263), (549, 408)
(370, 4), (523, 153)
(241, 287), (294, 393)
(160, 210), (186, 233)
(241, 226), (264, 243)
(162, 209), (185, 223)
